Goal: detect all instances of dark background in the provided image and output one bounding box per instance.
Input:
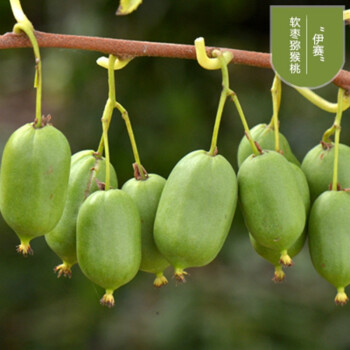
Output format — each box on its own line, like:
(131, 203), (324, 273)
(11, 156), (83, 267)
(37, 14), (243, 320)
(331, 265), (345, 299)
(1, 0), (350, 349)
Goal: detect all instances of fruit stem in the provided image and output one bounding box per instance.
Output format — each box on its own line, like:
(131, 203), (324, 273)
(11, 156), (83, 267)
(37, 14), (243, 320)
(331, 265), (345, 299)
(208, 88), (227, 156)
(96, 54), (146, 181)
(99, 55), (117, 191)
(10, 0), (42, 127)
(229, 92), (260, 156)
(294, 86), (350, 113)
(332, 88), (345, 191)
(207, 51), (230, 156)
(269, 75), (281, 152)
(97, 54), (117, 155)
(207, 51), (259, 156)
(115, 101), (147, 180)
(322, 124), (336, 144)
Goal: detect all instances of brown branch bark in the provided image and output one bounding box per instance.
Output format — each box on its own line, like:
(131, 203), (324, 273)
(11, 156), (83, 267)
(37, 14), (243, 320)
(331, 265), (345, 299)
(0, 30), (349, 91)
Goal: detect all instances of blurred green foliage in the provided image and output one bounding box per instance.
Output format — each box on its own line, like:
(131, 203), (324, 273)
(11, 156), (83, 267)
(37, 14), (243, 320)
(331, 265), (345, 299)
(1, 0), (350, 349)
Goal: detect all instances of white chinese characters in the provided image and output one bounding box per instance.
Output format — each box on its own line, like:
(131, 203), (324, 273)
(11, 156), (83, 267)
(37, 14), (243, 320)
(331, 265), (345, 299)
(313, 27), (325, 62)
(289, 16), (301, 74)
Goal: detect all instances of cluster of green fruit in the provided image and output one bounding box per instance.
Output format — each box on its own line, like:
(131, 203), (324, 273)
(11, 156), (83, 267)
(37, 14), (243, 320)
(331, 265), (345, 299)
(0, 116), (349, 307)
(0, 116), (237, 307)
(238, 122), (350, 306)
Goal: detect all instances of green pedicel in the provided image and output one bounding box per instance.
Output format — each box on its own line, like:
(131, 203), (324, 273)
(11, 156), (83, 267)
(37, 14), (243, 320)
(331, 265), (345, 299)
(237, 123), (300, 167)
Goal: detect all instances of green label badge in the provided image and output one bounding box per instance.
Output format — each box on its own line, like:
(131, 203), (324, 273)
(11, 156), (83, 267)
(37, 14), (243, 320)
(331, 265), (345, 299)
(271, 6), (344, 88)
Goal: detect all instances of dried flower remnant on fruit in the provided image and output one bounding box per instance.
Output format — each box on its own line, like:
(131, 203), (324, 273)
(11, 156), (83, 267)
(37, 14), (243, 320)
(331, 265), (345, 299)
(133, 163), (148, 180)
(16, 242), (33, 256)
(54, 262), (72, 278)
(273, 266), (286, 283)
(100, 290), (115, 308)
(153, 273), (168, 288)
(280, 250), (294, 267)
(335, 288), (349, 306)
(174, 268), (188, 283)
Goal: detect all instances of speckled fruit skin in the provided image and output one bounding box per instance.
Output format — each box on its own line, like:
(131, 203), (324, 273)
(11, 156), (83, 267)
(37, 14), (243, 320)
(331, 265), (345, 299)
(77, 189), (141, 292)
(309, 191), (350, 290)
(238, 151), (305, 251)
(122, 174), (169, 275)
(0, 123), (71, 245)
(237, 123), (300, 167)
(46, 150), (118, 268)
(301, 143), (350, 202)
(154, 150), (237, 271)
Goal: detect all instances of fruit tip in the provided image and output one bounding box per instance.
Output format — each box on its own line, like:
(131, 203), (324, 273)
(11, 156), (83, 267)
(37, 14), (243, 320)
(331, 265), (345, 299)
(153, 273), (168, 288)
(174, 268), (188, 283)
(335, 288), (349, 306)
(279, 250), (294, 267)
(54, 262), (73, 278)
(16, 242), (33, 256)
(100, 290), (115, 308)
(272, 265), (285, 283)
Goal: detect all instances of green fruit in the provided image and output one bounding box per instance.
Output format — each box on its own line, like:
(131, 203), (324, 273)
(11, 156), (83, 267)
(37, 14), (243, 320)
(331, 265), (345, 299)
(247, 160), (309, 280)
(122, 174), (169, 287)
(77, 189), (141, 307)
(0, 123), (71, 255)
(45, 150), (118, 277)
(238, 151), (305, 265)
(309, 190), (350, 305)
(249, 231), (306, 282)
(301, 143), (350, 202)
(289, 162), (310, 215)
(154, 150), (237, 281)
(237, 123), (300, 167)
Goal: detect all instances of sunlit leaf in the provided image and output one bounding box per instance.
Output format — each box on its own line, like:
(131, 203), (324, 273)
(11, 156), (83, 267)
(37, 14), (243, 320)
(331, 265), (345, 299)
(116, 0), (143, 16)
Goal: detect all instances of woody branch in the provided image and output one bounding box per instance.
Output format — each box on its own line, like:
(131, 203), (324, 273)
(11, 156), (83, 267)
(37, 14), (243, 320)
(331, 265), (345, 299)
(0, 30), (350, 91)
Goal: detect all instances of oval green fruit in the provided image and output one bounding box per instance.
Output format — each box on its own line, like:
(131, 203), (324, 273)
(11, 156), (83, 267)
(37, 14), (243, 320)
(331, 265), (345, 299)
(308, 190), (350, 305)
(154, 150), (237, 281)
(248, 160), (309, 280)
(77, 189), (141, 307)
(122, 174), (169, 287)
(238, 151), (305, 265)
(237, 123), (300, 167)
(45, 150), (118, 277)
(0, 123), (71, 255)
(301, 143), (350, 202)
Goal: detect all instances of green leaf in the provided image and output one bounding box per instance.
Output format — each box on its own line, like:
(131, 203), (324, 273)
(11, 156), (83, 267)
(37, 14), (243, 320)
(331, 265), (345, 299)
(116, 0), (143, 15)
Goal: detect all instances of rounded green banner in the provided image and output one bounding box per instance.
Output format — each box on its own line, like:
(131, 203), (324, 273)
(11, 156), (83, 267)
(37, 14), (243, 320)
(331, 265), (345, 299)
(271, 6), (344, 88)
